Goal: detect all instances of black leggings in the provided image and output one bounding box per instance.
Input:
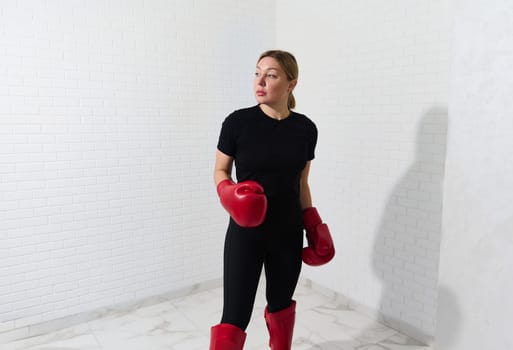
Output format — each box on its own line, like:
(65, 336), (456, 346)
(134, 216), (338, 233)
(220, 199), (303, 331)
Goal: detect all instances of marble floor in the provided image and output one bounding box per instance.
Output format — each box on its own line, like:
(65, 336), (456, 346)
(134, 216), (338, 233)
(3, 283), (432, 350)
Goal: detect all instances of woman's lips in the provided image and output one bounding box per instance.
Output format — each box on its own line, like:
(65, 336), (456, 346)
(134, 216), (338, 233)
(256, 91), (266, 96)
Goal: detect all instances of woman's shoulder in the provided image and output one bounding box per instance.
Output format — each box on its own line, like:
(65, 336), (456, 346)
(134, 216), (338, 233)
(291, 111), (317, 131)
(224, 105), (260, 123)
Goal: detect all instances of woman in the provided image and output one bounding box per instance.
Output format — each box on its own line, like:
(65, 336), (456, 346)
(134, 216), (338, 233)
(211, 50), (335, 350)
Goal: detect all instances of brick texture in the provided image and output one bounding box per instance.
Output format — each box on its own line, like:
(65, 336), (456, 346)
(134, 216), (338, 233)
(277, 0), (450, 341)
(0, 0), (275, 333)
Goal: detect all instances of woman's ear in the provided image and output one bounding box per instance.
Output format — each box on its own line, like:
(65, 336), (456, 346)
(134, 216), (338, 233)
(288, 79), (298, 92)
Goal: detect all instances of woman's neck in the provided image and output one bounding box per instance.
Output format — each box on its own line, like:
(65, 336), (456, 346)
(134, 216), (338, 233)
(259, 103), (290, 120)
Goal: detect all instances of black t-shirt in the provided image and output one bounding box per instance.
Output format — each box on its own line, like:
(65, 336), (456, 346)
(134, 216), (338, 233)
(217, 105), (317, 200)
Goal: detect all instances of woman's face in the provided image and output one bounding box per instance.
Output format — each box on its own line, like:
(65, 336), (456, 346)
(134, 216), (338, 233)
(254, 56), (296, 107)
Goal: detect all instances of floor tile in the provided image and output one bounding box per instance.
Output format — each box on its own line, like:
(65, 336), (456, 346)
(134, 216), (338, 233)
(3, 284), (432, 350)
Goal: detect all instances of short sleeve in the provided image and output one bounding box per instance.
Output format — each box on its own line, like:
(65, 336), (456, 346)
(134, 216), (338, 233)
(307, 122), (318, 160)
(217, 115), (236, 157)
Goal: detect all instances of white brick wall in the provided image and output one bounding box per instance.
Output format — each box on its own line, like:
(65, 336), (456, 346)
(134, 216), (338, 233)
(277, 0), (450, 343)
(1, 0), (454, 343)
(0, 0), (275, 335)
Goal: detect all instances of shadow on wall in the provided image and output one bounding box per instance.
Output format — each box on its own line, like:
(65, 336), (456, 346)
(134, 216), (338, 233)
(369, 106), (461, 345)
(435, 285), (462, 349)
(303, 107), (461, 349)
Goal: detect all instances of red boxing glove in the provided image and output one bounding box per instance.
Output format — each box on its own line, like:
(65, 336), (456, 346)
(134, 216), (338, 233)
(302, 207), (335, 266)
(217, 179), (267, 227)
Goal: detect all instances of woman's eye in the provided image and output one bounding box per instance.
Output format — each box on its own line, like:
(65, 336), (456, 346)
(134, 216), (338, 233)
(255, 72), (277, 79)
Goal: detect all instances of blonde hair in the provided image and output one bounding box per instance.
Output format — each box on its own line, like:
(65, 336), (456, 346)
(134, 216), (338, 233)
(258, 50), (298, 109)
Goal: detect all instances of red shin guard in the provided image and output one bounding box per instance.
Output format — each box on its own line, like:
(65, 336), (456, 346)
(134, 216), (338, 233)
(209, 323), (246, 350)
(264, 301), (296, 350)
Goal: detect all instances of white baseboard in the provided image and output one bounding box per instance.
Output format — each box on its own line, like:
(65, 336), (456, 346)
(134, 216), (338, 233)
(299, 277), (434, 346)
(2, 277), (433, 346)
(0, 278), (222, 344)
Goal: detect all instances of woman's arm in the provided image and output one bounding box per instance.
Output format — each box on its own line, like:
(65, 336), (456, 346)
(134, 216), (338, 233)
(299, 161), (313, 209)
(214, 150), (234, 186)
(300, 160), (336, 265)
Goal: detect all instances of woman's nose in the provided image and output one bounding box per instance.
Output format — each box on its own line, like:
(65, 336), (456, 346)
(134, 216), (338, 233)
(257, 76), (266, 86)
